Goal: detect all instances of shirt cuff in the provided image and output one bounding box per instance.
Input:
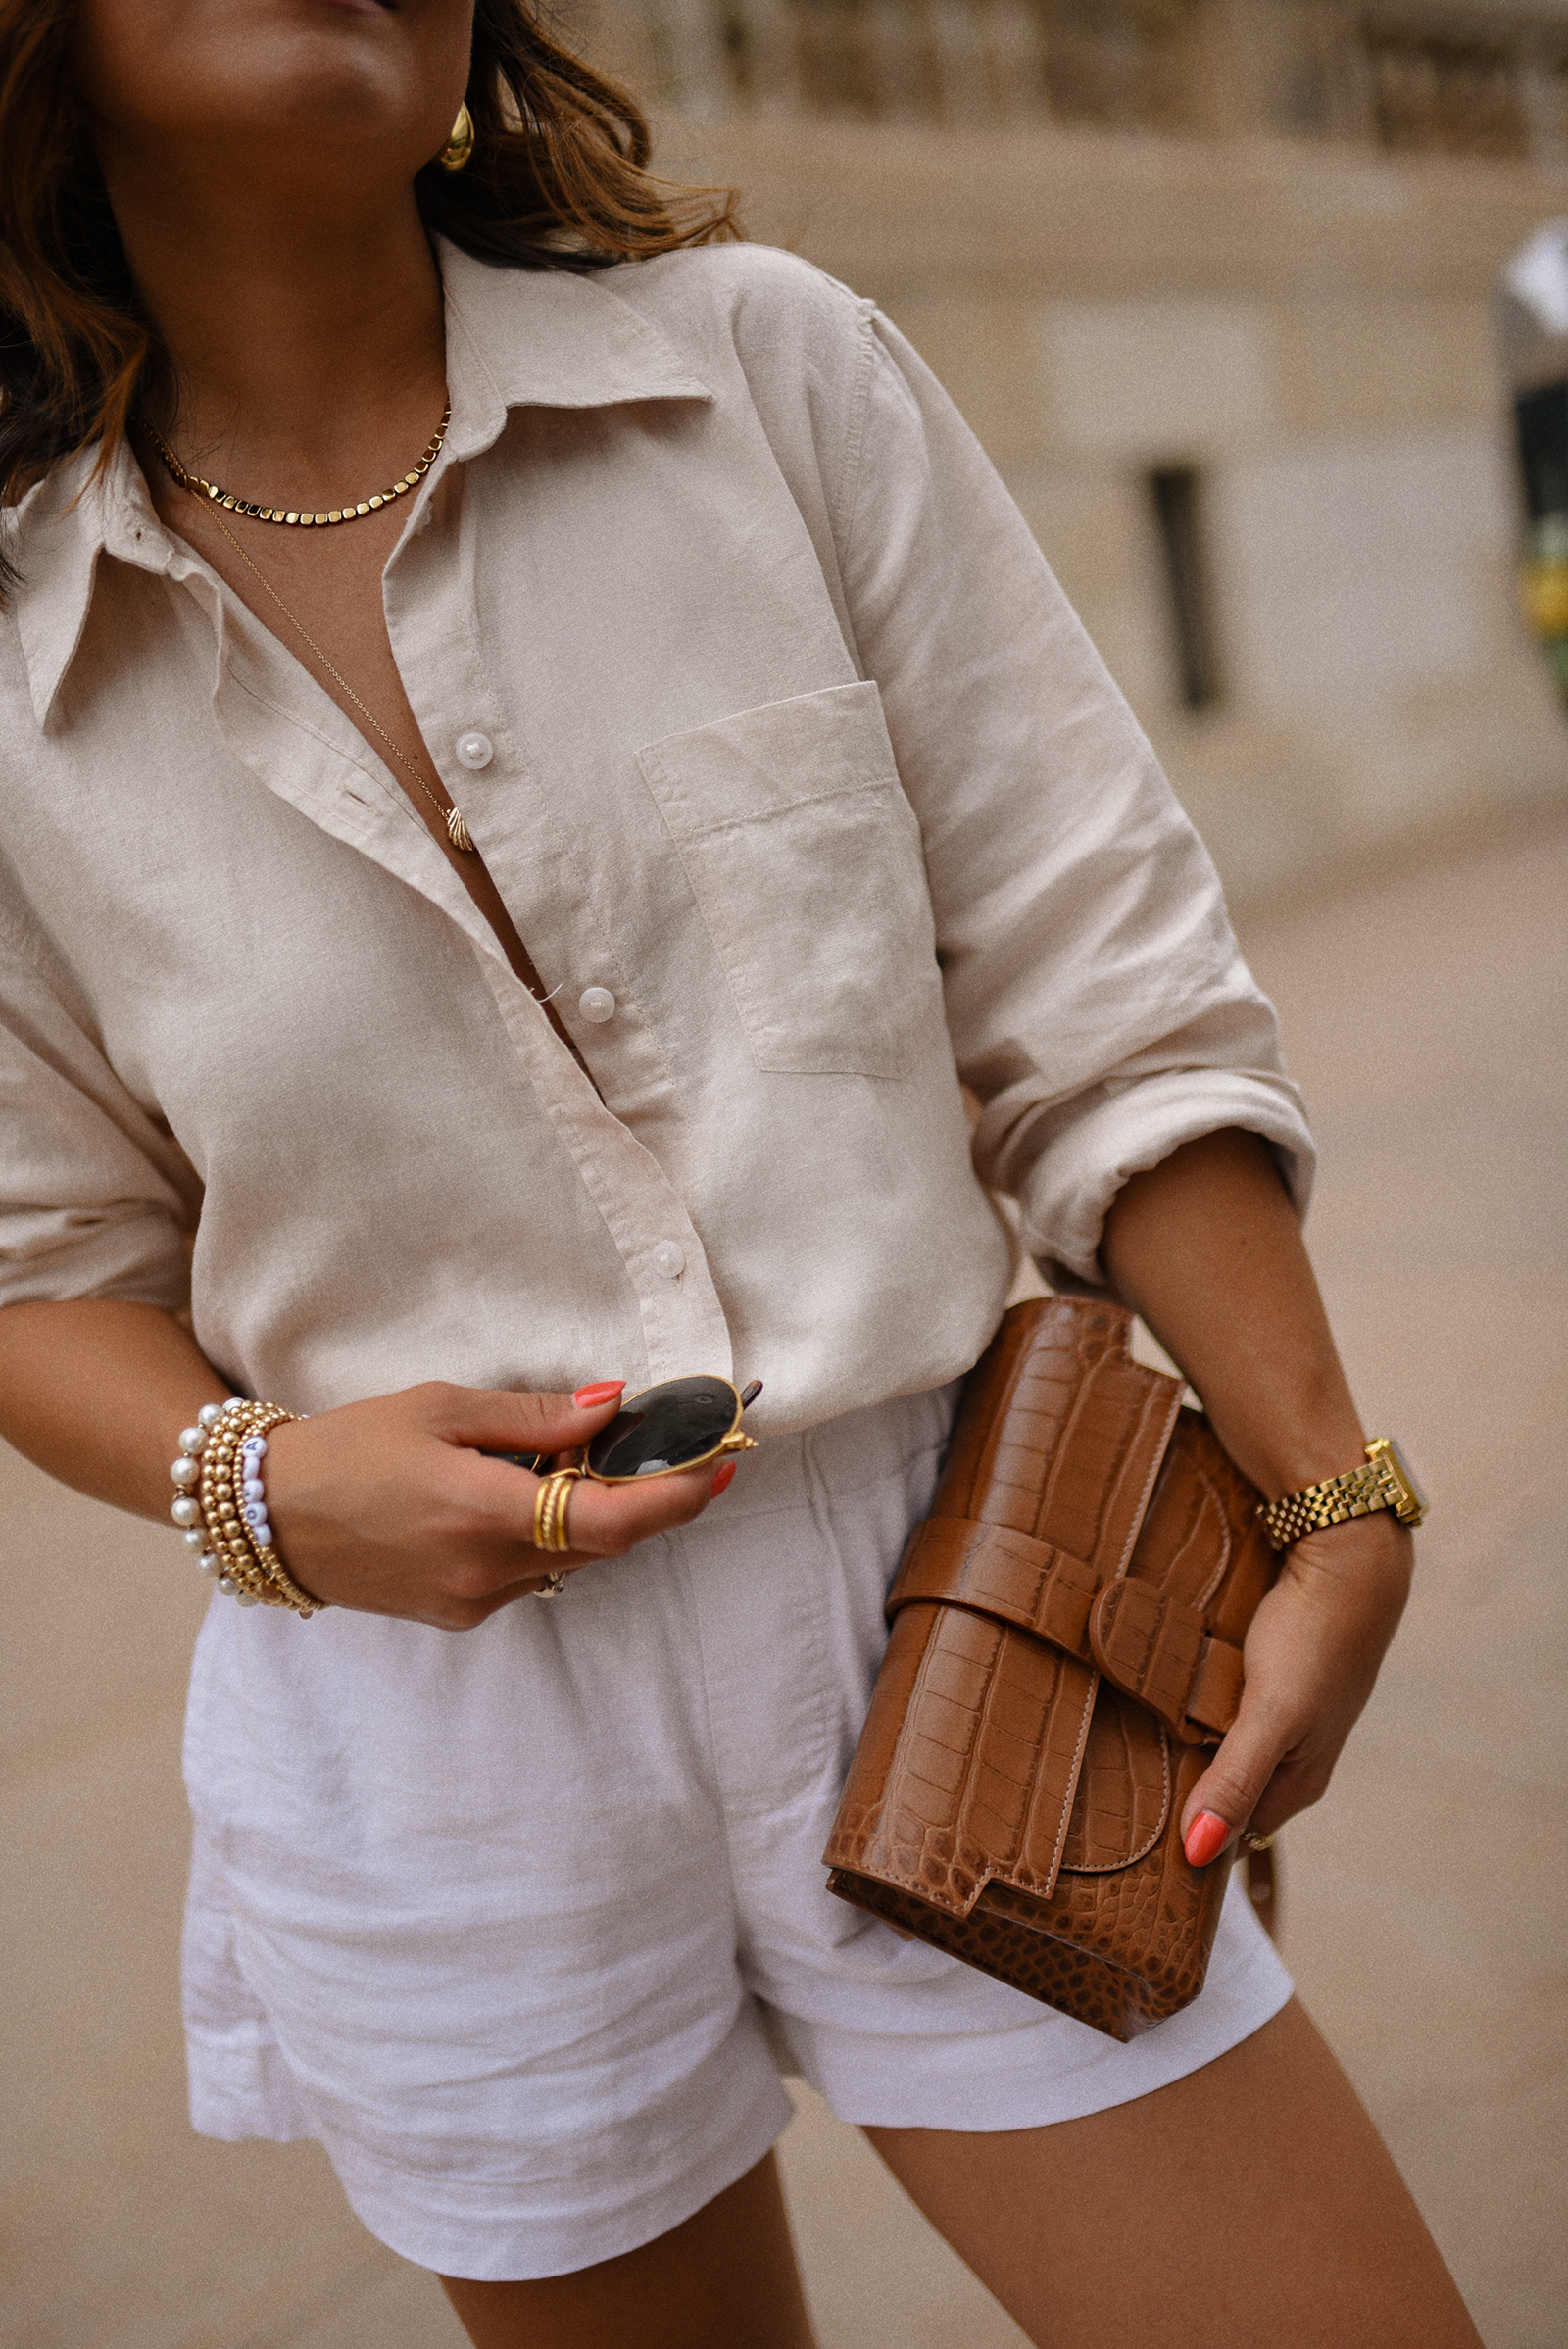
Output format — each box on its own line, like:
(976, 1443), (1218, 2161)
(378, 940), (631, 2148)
(0, 1210), (190, 1313)
(1015, 1069), (1316, 1294)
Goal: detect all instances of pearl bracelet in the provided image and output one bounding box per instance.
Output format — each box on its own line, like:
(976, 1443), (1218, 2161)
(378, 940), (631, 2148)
(170, 1398), (323, 1618)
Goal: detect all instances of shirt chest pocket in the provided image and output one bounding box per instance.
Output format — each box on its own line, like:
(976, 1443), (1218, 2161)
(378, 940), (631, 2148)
(636, 681), (941, 1080)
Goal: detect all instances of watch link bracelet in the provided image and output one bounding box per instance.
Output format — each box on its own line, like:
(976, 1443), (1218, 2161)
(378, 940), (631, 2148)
(1261, 1437), (1427, 1551)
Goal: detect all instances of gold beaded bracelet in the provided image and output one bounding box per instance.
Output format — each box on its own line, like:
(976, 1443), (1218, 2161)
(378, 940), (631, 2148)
(170, 1399), (324, 1617)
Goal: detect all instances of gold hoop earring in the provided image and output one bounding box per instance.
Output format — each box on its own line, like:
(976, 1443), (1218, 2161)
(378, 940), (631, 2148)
(439, 101), (474, 173)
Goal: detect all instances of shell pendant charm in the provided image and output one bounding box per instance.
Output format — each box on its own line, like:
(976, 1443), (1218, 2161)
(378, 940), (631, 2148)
(446, 806), (474, 853)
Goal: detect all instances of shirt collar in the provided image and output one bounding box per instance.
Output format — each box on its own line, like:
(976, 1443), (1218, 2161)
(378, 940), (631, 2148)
(11, 240), (714, 728)
(437, 240), (713, 460)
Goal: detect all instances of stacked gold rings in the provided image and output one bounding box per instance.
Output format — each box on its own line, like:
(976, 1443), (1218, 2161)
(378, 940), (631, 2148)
(532, 1467), (583, 1556)
(1239, 1827), (1274, 1852)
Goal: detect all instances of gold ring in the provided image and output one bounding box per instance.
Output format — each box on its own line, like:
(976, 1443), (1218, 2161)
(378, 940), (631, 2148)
(532, 1467), (582, 1554)
(532, 1569), (567, 1599)
(1239, 1827), (1274, 1852)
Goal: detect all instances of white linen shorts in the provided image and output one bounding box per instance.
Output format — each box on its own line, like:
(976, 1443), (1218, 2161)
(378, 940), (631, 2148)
(180, 1380), (1292, 2280)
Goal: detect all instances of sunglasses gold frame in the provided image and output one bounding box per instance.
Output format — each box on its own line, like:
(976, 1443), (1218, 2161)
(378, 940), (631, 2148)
(578, 1375), (760, 1486)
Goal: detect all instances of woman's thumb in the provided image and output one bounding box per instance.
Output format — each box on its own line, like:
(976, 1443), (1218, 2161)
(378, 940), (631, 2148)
(1179, 1695), (1286, 1865)
(437, 1381), (625, 1456)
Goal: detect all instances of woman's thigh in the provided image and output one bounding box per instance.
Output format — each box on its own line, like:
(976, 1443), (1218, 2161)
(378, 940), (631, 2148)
(867, 1997), (1482, 2349)
(437, 2152), (817, 2349)
(436, 2003), (1478, 2349)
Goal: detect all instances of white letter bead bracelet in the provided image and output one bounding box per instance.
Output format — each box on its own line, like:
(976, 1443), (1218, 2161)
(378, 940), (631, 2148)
(170, 1398), (323, 1616)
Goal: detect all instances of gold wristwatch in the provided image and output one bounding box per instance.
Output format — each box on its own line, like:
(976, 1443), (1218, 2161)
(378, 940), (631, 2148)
(1261, 1438), (1427, 1550)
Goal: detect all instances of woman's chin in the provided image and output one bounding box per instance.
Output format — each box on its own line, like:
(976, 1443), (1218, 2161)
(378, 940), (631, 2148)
(77, 0), (456, 172)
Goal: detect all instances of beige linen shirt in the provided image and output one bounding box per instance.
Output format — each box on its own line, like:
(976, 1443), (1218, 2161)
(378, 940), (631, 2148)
(0, 242), (1311, 1432)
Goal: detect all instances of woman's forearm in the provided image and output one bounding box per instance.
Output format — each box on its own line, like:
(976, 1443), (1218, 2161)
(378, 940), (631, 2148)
(0, 1298), (227, 1519)
(1099, 1127), (1366, 1502)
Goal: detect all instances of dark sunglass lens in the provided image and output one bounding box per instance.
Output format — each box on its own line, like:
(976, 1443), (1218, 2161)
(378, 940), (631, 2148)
(480, 1449), (547, 1473)
(586, 1376), (737, 1478)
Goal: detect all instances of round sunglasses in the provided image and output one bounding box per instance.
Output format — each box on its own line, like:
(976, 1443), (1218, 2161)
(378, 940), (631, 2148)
(487, 1375), (761, 1485)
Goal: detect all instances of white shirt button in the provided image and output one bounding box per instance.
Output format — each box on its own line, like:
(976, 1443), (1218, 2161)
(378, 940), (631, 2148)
(652, 1242), (685, 1280)
(578, 987), (616, 1024)
(455, 730), (493, 770)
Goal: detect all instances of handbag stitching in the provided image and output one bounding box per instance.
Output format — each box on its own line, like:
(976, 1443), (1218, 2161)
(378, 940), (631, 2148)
(1056, 1719), (1172, 1876)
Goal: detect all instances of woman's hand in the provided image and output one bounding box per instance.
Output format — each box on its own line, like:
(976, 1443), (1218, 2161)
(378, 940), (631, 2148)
(260, 1381), (727, 1628)
(1180, 1511), (1414, 1857)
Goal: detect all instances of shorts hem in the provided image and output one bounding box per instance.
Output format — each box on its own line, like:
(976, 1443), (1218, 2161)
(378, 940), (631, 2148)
(813, 1967), (1295, 2132)
(788, 1876), (1296, 2132)
(318, 2073), (796, 2282)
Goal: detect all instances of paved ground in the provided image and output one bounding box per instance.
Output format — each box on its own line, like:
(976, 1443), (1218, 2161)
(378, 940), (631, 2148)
(2, 821), (1564, 2349)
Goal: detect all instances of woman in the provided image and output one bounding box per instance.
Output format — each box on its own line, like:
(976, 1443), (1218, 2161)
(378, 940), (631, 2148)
(0, 4), (1480, 2344)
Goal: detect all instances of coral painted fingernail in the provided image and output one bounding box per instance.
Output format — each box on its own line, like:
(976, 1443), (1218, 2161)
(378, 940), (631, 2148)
(1185, 1812), (1231, 1868)
(572, 1381), (624, 1408)
(710, 1461), (738, 1498)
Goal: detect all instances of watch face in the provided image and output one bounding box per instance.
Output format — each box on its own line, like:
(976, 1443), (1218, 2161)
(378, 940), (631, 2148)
(1377, 1438), (1428, 1518)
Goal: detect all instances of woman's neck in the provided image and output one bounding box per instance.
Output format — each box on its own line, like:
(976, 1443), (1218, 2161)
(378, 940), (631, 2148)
(110, 166), (449, 502)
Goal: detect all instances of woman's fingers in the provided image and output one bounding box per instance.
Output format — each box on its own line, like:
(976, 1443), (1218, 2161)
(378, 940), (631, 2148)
(1178, 1512), (1413, 1861)
(448, 1456), (735, 1616)
(444, 1381), (739, 1558)
(549, 1457), (722, 1559)
(460, 1444), (723, 1561)
(1178, 1560), (1327, 1856)
(426, 1378), (626, 1457)
(1180, 1689), (1305, 1861)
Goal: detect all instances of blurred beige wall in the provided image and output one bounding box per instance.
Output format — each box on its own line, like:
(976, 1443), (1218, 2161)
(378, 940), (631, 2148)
(580, 0), (1568, 903)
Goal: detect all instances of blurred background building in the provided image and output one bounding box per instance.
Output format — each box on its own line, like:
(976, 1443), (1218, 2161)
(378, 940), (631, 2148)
(576, 0), (1568, 902)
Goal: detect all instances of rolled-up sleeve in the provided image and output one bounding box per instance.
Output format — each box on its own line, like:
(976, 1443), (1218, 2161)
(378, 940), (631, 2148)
(838, 313), (1313, 1286)
(0, 921), (194, 1311)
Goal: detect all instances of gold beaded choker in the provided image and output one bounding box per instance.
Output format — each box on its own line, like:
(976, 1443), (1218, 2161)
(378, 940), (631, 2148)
(143, 404), (452, 526)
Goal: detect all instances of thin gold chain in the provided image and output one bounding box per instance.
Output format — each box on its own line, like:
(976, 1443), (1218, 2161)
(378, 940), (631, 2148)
(143, 405), (451, 527)
(194, 497), (474, 855)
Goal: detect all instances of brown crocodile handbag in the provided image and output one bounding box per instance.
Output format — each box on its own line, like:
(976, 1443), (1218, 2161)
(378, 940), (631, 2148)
(823, 1295), (1279, 2041)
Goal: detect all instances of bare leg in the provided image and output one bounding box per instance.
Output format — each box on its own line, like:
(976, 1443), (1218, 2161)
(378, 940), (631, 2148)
(865, 1999), (1482, 2349)
(437, 2150), (817, 2349)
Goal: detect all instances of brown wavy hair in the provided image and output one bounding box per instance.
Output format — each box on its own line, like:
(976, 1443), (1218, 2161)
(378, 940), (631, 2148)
(0, 0), (739, 566)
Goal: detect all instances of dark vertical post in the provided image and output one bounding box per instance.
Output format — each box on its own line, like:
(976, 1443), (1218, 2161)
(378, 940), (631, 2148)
(1149, 465), (1223, 712)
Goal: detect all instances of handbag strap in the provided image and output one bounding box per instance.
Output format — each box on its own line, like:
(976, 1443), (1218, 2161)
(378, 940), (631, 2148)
(887, 1517), (1101, 1653)
(888, 1514), (1246, 1739)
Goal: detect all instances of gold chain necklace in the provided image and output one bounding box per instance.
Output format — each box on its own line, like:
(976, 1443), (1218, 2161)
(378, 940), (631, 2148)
(158, 441), (475, 855)
(143, 405), (451, 526)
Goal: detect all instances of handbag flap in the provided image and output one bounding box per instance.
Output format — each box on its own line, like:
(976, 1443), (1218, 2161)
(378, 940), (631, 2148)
(1057, 1687), (1171, 1874)
(824, 1601), (1103, 1917)
(935, 1298), (1185, 1580)
(826, 1300), (1186, 1912)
